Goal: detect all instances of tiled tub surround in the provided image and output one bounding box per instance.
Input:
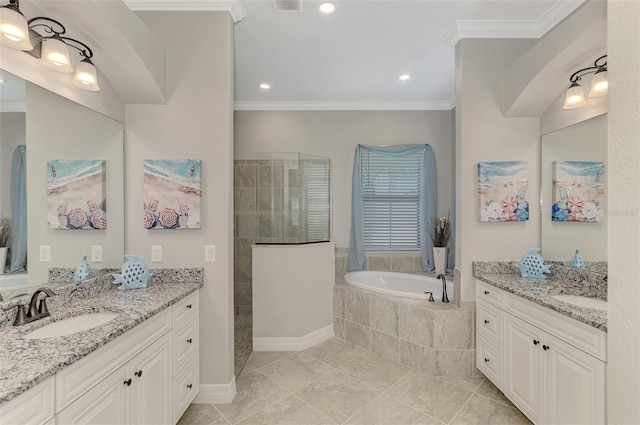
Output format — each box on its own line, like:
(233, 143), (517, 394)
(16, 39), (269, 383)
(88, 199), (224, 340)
(333, 277), (478, 377)
(0, 271), (203, 404)
(334, 247), (425, 275)
(472, 262), (607, 330)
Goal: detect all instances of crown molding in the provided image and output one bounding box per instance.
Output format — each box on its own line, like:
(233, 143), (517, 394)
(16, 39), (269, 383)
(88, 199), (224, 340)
(444, 0), (585, 46)
(234, 100), (455, 111)
(124, 0), (247, 23)
(0, 103), (26, 112)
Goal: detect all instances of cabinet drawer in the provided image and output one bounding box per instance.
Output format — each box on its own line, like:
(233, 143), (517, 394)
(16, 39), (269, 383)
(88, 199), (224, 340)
(172, 291), (198, 326)
(476, 280), (504, 307)
(477, 340), (503, 391)
(173, 353), (199, 424)
(173, 315), (199, 372)
(477, 299), (504, 346)
(0, 377), (54, 425)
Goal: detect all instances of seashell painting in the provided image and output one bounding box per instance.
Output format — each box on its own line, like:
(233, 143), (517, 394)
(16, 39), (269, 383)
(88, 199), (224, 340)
(47, 160), (106, 230)
(552, 161), (604, 222)
(477, 161), (529, 222)
(143, 159), (201, 230)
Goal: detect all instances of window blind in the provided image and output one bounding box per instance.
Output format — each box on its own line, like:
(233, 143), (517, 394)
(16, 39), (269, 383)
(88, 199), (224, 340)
(303, 160), (331, 241)
(360, 150), (422, 251)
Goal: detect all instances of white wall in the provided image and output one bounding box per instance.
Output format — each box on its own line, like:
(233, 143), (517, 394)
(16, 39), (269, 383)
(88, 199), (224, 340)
(540, 114), (607, 261)
(0, 112), (25, 219)
(125, 11), (235, 388)
(455, 39), (540, 302)
(26, 83), (124, 284)
(234, 110), (454, 248)
(607, 1), (640, 423)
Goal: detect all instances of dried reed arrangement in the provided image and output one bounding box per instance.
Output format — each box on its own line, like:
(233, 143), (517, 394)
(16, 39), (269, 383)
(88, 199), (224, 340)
(0, 218), (10, 248)
(431, 211), (451, 247)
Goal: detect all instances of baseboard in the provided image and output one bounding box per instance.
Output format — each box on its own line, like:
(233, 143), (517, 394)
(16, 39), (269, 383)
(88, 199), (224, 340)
(253, 325), (334, 351)
(193, 376), (236, 404)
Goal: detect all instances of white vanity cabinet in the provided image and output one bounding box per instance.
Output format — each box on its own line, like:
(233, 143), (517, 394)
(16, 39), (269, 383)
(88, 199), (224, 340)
(0, 289), (200, 425)
(59, 333), (172, 425)
(476, 280), (606, 425)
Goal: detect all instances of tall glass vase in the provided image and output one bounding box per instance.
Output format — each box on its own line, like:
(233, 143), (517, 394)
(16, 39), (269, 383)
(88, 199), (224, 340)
(433, 247), (448, 275)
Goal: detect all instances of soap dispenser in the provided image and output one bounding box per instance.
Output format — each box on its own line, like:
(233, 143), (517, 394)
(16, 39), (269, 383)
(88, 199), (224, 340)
(569, 249), (585, 269)
(74, 256), (93, 281)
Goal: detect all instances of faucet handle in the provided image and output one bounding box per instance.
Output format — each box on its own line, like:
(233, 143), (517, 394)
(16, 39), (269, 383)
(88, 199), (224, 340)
(38, 299), (50, 316)
(2, 303), (27, 326)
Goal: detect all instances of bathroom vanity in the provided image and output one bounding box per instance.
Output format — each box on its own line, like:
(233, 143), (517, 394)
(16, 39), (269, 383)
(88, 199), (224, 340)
(474, 270), (606, 425)
(0, 276), (201, 425)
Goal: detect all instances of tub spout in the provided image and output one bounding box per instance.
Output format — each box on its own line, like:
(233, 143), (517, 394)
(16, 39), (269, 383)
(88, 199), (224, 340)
(437, 274), (449, 303)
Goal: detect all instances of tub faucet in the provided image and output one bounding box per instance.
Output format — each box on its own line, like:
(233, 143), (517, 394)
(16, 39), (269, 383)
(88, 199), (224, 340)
(437, 274), (449, 303)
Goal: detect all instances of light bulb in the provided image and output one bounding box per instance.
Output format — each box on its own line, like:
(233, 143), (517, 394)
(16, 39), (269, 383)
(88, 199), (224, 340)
(319, 2), (336, 14)
(563, 82), (586, 110)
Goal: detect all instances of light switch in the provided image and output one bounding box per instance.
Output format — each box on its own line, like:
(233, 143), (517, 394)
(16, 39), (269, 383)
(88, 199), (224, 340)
(151, 245), (163, 263)
(39, 245), (51, 262)
(91, 245), (103, 263)
(205, 245), (215, 262)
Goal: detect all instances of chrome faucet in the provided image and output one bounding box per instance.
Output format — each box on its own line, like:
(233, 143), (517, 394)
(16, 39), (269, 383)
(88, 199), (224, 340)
(437, 274), (449, 303)
(2, 287), (56, 326)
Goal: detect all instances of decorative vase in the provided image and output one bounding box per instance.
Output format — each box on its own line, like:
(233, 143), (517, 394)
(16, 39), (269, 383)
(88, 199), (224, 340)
(0, 247), (6, 274)
(433, 246), (448, 275)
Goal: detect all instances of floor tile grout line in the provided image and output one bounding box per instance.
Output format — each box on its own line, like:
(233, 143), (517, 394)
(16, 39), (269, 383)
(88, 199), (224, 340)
(446, 376), (484, 425)
(230, 391), (293, 425)
(291, 392), (340, 425)
(211, 403), (233, 425)
(339, 390), (389, 424)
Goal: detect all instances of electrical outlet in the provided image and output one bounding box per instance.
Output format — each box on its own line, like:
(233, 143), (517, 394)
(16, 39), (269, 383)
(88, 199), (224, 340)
(91, 245), (103, 263)
(151, 245), (163, 263)
(39, 245), (51, 262)
(205, 245), (216, 262)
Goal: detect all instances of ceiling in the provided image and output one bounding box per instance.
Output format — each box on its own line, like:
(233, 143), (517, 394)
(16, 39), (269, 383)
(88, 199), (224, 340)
(233, 0), (585, 110)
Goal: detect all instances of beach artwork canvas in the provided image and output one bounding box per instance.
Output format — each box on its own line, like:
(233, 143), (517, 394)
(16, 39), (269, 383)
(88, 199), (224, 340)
(143, 159), (202, 229)
(47, 159), (107, 230)
(477, 161), (529, 222)
(552, 161), (605, 222)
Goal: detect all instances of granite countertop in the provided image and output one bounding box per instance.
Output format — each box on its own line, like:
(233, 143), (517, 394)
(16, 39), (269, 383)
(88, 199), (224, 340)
(474, 273), (607, 332)
(0, 280), (202, 405)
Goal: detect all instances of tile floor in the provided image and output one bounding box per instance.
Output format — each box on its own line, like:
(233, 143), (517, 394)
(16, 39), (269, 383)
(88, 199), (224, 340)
(178, 338), (531, 425)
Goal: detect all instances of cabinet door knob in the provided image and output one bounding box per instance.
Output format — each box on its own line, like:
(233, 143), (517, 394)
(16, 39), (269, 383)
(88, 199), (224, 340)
(533, 340), (540, 345)
(543, 345), (550, 351)
(135, 370), (143, 377)
(484, 290), (490, 295)
(187, 338), (193, 344)
(186, 304), (192, 309)
(484, 319), (490, 324)
(124, 379), (132, 386)
(187, 384), (193, 389)
(484, 358), (490, 363)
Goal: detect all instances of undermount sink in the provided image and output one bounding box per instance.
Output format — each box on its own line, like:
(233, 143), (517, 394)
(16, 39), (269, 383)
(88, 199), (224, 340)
(23, 312), (119, 340)
(552, 295), (608, 311)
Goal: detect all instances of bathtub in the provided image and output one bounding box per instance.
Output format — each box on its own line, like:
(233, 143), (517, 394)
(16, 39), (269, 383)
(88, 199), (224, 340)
(344, 271), (453, 301)
(0, 273), (28, 290)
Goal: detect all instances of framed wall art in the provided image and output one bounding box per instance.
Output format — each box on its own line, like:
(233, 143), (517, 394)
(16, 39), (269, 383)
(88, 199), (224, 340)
(552, 161), (605, 222)
(143, 159), (202, 229)
(47, 159), (107, 230)
(477, 161), (529, 222)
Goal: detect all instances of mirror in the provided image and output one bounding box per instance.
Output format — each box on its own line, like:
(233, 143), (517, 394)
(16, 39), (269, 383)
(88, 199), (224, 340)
(540, 113), (607, 271)
(0, 70), (124, 298)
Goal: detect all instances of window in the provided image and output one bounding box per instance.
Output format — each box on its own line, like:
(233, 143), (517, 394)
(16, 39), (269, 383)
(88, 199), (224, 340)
(360, 150), (422, 251)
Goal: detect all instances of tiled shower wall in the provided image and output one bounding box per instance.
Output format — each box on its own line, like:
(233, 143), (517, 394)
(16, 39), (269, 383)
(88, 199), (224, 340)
(234, 160), (258, 315)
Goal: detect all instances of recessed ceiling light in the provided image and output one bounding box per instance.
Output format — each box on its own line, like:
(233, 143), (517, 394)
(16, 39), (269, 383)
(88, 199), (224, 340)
(399, 74), (411, 81)
(319, 2), (336, 14)
(259, 83), (271, 90)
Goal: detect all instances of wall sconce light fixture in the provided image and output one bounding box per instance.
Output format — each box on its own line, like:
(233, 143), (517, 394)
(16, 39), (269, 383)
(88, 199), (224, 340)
(0, 0), (100, 91)
(563, 54), (607, 110)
